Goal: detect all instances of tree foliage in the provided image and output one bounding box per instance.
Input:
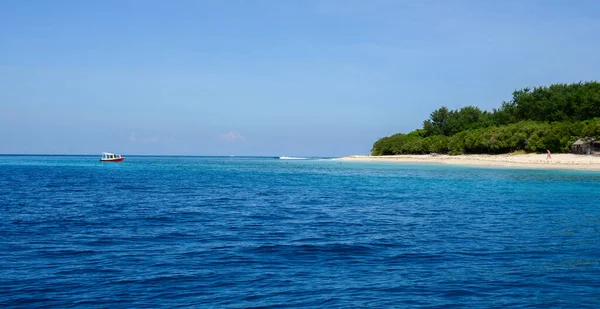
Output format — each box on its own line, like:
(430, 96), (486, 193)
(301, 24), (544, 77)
(372, 82), (600, 155)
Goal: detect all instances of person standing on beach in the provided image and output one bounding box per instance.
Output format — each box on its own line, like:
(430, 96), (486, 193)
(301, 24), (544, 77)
(546, 149), (552, 160)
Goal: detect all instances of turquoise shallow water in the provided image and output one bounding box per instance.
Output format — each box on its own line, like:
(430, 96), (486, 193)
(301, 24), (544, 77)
(1, 155), (599, 308)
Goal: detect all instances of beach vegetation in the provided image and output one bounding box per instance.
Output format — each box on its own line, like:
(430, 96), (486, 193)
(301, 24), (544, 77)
(372, 81), (600, 155)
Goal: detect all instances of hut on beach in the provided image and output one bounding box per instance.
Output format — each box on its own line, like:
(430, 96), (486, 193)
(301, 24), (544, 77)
(571, 138), (600, 154)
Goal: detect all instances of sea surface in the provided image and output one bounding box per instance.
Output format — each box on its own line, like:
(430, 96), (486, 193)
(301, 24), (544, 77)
(1, 155), (599, 308)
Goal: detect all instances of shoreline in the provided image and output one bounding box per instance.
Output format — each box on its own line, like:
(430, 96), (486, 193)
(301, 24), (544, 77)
(336, 153), (600, 171)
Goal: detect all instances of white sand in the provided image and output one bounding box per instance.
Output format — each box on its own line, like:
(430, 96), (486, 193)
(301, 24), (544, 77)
(336, 153), (600, 170)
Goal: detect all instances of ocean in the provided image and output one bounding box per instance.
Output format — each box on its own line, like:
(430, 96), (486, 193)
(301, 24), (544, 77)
(1, 155), (599, 308)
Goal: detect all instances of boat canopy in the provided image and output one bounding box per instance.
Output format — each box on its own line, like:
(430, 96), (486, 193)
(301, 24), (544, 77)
(102, 152), (122, 159)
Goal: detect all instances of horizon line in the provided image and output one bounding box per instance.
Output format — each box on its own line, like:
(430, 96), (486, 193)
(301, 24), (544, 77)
(0, 153), (342, 158)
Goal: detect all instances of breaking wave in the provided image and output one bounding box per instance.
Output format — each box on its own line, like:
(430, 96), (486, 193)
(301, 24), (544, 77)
(279, 156), (309, 160)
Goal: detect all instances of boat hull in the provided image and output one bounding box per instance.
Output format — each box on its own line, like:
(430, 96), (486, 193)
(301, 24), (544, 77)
(100, 158), (125, 162)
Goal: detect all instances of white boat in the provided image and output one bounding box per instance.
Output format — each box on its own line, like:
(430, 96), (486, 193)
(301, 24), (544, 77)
(100, 152), (124, 162)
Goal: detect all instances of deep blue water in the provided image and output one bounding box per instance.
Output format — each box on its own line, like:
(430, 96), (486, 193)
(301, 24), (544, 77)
(1, 155), (600, 308)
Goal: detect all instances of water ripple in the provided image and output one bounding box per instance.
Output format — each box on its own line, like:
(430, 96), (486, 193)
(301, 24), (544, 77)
(1, 156), (599, 308)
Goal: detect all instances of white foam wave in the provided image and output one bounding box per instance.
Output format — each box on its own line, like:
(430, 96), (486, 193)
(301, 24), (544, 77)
(279, 156), (308, 160)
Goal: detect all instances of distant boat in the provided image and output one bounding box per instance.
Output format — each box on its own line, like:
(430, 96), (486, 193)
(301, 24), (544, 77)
(100, 152), (124, 162)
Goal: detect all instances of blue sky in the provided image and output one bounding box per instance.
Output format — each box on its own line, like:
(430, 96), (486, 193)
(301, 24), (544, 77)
(1, 0), (600, 156)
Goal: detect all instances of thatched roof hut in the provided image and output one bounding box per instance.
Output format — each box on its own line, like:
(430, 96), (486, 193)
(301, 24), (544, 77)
(572, 138), (598, 154)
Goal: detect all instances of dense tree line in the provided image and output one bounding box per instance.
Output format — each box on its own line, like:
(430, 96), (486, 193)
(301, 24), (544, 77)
(372, 82), (600, 155)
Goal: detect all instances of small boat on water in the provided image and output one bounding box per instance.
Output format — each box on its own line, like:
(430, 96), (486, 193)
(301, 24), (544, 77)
(100, 152), (124, 162)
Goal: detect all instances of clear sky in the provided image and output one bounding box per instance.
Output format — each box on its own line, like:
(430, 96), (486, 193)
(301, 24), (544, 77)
(1, 0), (599, 156)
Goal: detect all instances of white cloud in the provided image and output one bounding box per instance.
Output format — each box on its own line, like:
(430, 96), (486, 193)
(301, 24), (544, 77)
(130, 133), (158, 144)
(142, 137), (159, 144)
(219, 132), (245, 142)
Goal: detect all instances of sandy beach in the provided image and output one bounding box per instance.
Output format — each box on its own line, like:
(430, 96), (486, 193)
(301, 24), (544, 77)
(337, 153), (600, 170)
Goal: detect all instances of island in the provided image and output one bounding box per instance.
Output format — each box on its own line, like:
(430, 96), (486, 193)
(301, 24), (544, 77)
(340, 82), (600, 170)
